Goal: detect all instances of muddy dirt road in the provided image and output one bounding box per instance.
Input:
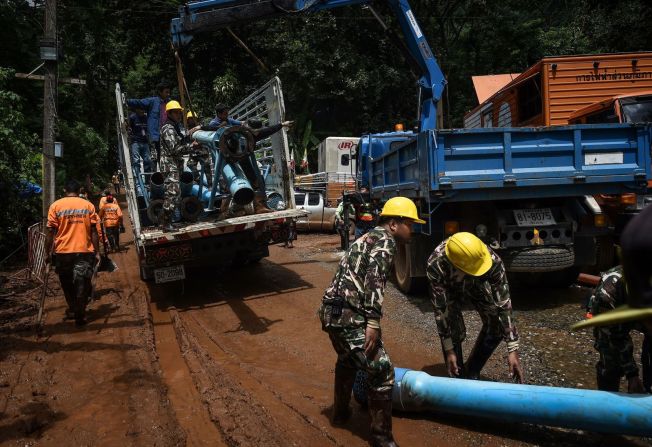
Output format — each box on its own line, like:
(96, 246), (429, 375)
(151, 232), (649, 447)
(2, 198), (651, 445)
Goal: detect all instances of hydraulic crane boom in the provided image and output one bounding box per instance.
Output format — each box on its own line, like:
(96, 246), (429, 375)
(171, 0), (446, 130)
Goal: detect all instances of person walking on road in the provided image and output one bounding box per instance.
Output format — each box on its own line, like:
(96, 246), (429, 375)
(335, 199), (355, 250)
(112, 173), (120, 194)
(159, 100), (197, 231)
(318, 196), (425, 447)
(45, 179), (101, 326)
(426, 232), (524, 383)
(99, 194), (124, 252)
(126, 81), (172, 170)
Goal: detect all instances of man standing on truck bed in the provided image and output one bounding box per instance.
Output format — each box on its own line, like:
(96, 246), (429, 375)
(319, 196), (425, 447)
(45, 179), (101, 326)
(159, 100), (197, 231)
(427, 232), (524, 384)
(209, 103), (242, 127)
(126, 81), (171, 171)
(128, 106), (152, 176)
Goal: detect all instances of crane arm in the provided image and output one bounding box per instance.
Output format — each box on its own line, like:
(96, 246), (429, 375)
(171, 0), (446, 130)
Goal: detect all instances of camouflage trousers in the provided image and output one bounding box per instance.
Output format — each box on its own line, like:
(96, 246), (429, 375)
(440, 296), (504, 376)
(55, 253), (94, 320)
(186, 151), (213, 187)
(326, 327), (394, 393)
(163, 170), (180, 218)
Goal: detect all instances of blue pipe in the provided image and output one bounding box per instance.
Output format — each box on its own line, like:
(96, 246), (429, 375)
(223, 162), (254, 205)
(193, 129), (228, 151)
(389, 368), (652, 437)
(149, 172), (166, 200)
(191, 183), (213, 204)
(179, 171), (195, 198)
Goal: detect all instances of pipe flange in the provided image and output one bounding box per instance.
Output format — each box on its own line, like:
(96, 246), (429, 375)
(219, 126), (255, 162)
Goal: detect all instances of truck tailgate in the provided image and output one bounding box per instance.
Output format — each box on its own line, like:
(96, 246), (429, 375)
(139, 209), (307, 244)
(369, 123), (651, 201)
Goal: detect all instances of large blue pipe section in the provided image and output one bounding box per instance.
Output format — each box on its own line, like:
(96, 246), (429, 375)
(392, 368), (652, 436)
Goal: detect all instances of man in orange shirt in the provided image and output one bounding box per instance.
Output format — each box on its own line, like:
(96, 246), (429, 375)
(45, 179), (101, 326)
(99, 194), (123, 252)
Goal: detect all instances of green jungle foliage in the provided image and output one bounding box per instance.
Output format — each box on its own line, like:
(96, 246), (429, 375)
(1, 0), (651, 258)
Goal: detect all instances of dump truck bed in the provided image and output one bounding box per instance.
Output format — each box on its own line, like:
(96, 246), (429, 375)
(365, 123), (651, 202)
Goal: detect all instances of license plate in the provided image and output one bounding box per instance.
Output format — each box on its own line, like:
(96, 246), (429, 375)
(585, 152), (623, 165)
(154, 265), (185, 283)
(513, 208), (555, 226)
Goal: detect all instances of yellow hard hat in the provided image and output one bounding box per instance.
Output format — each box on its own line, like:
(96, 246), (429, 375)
(187, 110), (197, 119)
(380, 197), (426, 224)
(165, 100), (183, 112)
(445, 232), (492, 276)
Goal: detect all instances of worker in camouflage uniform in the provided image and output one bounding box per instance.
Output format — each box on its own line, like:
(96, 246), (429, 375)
(588, 265), (650, 393)
(573, 206), (652, 394)
(426, 232), (524, 383)
(159, 100), (197, 231)
(319, 196), (425, 447)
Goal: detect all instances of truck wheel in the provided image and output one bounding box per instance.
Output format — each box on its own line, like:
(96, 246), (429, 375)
(140, 266), (153, 282)
(394, 241), (426, 294)
(501, 247), (574, 272)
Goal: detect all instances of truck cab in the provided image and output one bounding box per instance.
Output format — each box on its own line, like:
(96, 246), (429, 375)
(294, 191), (337, 232)
(569, 91), (652, 237)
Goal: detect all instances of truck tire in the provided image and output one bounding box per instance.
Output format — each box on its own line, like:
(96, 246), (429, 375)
(394, 240), (426, 294)
(501, 247), (574, 273)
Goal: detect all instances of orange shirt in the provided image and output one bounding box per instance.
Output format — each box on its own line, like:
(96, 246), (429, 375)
(99, 202), (123, 228)
(99, 196), (108, 209)
(47, 196), (98, 254)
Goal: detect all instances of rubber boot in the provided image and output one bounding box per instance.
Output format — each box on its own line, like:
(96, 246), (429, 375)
(332, 365), (356, 425)
(596, 371), (621, 392)
(464, 327), (501, 379)
(367, 388), (398, 447)
(253, 195), (273, 214)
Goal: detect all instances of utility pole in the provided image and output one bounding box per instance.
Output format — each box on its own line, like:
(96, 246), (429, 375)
(41, 0), (57, 220)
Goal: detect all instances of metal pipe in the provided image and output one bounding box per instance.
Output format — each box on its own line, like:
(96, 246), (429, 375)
(192, 128), (227, 151)
(389, 368), (652, 437)
(191, 183), (212, 204)
(223, 162), (254, 205)
(149, 172), (166, 200)
(179, 171), (195, 198)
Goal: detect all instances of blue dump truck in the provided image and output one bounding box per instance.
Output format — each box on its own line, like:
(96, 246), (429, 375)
(358, 124), (651, 291)
(168, 0), (651, 290)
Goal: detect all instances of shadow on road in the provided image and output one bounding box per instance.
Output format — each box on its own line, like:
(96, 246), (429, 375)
(148, 258), (314, 335)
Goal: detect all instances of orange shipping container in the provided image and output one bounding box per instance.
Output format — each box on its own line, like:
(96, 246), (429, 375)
(464, 52), (652, 128)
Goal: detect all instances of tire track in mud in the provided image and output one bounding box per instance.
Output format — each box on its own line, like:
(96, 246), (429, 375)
(169, 307), (341, 447)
